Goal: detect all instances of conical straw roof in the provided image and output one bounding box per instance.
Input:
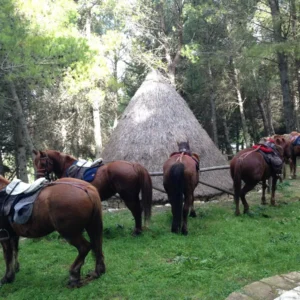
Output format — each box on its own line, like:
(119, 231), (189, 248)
(101, 70), (233, 201)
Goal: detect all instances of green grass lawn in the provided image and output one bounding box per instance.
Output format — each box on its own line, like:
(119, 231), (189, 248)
(2, 177), (300, 300)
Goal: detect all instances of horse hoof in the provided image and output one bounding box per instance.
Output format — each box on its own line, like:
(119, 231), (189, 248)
(261, 202), (267, 205)
(181, 229), (188, 236)
(132, 229), (142, 236)
(171, 228), (180, 234)
(67, 279), (82, 288)
(86, 271), (99, 280)
(189, 211), (197, 218)
(0, 276), (14, 285)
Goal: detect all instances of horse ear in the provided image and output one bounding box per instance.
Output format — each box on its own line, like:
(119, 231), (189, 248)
(275, 138), (282, 145)
(32, 149), (38, 155)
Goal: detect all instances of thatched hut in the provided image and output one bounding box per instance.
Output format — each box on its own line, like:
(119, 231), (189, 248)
(101, 70), (233, 202)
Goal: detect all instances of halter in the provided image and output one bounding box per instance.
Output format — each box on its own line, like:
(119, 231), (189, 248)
(36, 154), (54, 180)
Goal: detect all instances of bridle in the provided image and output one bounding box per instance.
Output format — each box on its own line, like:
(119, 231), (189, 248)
(36, 154), (54, 180)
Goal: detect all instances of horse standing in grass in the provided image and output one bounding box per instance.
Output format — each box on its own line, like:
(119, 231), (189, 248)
(163, 142), (200, 235)
(0, 176), (105, 288)
(230, 141), (283, 216)
(287, 132), (300, 179)
(33, 149), (152, 235)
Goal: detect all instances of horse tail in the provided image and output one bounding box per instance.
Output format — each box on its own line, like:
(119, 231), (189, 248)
(135, 163), (153, 226)
(85, 186), (105, 273)
(233, 159), (242, 211)
(169, 163), (185, 230)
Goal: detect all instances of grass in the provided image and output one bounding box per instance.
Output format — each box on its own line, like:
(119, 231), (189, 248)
(2, 175), (300, 299)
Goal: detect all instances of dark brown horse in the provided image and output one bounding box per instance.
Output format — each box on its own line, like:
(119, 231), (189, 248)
(33, 150), (152, 235)
(163, 142), (200, 235)
(230, 142), (283, 215)
(0, 175), (105, 287)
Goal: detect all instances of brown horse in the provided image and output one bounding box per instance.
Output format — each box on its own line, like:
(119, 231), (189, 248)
(163, 142), (200, 235)
(230, 142), (283, 215)
(0, 175), (105, 288)
(33, 150), (152, 235)
(287, 132), (300, 179)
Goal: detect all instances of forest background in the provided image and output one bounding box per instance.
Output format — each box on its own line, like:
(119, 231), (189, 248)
(0, 0), (299, 182)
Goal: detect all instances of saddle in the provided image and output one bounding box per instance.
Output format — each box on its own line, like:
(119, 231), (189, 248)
(6, 177), (47, 195)
(66, 159), (104, 182)
(0, 179), (47, 225)
(170, 152), (200, 171)
(252, 143), (283, 176)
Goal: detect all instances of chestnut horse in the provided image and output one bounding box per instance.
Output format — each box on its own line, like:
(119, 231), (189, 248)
(230, 143), (283, 215)
(163, 142), (200, 235)
(33, 150), (152, 235)
(0, 176), (105, 287)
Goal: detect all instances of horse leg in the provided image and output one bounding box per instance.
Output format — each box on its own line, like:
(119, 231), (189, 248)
(85, 220), (105, 280)
(171, 201), (181, 233)
(261, 180), (267, 205)
(291, 155), (297, 179)
(240, 183), (256, 214)
(189, 195), (197, 218)
(11, 236), (20, 272)
(0, 239), (17, 284)
(121, 194), (142, 236)
(270, 176), (278, 206)
(181, 195), (192, 235)
(66, 235), (91, 288)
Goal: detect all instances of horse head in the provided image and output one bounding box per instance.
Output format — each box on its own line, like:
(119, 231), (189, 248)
(33, 150), (54, 180)
(177, 141), (192, 155)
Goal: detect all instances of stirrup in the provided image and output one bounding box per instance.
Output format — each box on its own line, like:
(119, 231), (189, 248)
(0, 228), (10, 242)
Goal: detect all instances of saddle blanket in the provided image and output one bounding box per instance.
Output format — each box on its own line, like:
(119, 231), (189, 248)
(6, 177), (47, 195)
(0, 187), (43, 224)
(252, 145), (273, 153)
(252, 143), (283, 175)
(292, 135), (300, 146)
(66, 159), (104, 182)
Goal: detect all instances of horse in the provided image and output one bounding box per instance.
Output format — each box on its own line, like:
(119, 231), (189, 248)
(0, 175), (105, 288)
(287, 132), (300, 179)
(32, 149), (152, 235)
(163, 141), (200, 235)
(230, 141), (283, 216)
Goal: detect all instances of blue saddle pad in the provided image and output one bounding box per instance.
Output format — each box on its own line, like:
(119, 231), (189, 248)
(293, 136), (300, 146)
(83, 166), (99, 182)
(66, 162), (102, 182)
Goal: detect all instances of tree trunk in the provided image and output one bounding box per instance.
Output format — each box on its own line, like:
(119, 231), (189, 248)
(85, 6), (103, 158)
(268, 0), (294, 132)
(223, 117), (233, 156)
(9, 81), (35, 182)
(265, 96), (275, 135)
(229, 58), (250, 148)
(291, 0), (300, 129)
(257, 96), (271, 136)
(157, 0), (183, 87)
(92, 94), (103, 158)
(0, 151), (3, 176)
(208, 64), (218, 147)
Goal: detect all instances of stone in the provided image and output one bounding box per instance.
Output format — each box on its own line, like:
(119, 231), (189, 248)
(261, 275), (296, 290)
(242, 281), (278, 300)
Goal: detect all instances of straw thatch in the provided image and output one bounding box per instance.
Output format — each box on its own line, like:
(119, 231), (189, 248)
(101, 70), (233, 202)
